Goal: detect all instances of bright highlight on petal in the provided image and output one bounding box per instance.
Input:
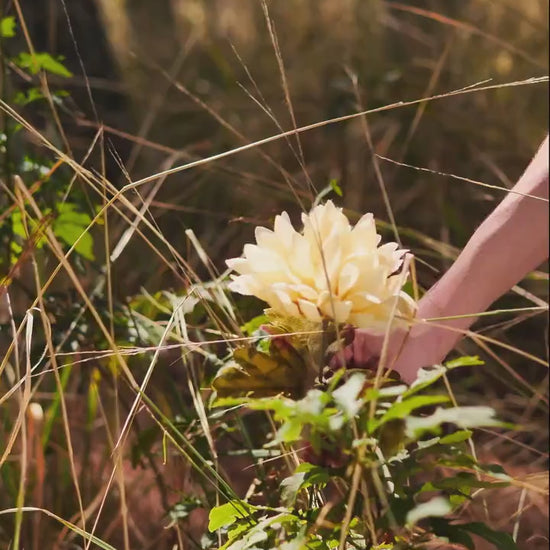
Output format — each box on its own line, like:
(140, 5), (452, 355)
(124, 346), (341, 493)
(226, 201), (416, 331)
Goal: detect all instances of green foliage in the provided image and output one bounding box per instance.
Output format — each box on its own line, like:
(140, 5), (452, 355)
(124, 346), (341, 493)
(209, 358), (516, 549)
(15, 52), (72, 77)
(279, 463), (329, 506)
(0, 17), (91, 286)
(429, 518), (519, 550)
(14, 88), (45, 106)
(52, 202), (95, 260)
(240, 314), (269, 336)
(7, 202), (95, 263)
(329, 178), (343, 197)
(0, 16), (16, 37)
(406, 497), (451, 526)
(313, 178), (344, 207)
(208, 501), (257, 532)
(0, 2), (546, 548)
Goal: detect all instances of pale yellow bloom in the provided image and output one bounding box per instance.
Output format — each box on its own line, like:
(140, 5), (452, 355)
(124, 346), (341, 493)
(226, 201), (416, 332)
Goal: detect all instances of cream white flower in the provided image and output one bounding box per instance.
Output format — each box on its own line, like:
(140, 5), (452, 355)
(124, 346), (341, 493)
(226, 201), (416, 332)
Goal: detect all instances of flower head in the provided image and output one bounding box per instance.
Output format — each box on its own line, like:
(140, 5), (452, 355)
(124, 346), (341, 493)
(226, 201), (416, 332)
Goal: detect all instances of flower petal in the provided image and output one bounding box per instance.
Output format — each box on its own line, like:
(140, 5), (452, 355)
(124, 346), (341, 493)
(297, 299), (322, 321)
(226, 201), (416, 330)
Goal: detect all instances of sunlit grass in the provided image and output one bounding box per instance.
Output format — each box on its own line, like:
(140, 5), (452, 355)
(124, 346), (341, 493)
(0, 0), (548, 548)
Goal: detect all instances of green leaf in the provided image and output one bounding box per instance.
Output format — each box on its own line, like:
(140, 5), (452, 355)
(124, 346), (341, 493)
(407, 357), (484, 394)
(379, 419), (407, 457)
(482, 462), (509, 476)
(329, 178), (343, 196)
(11, 209), (28, 239)
(421, 472), (509, 493)
(208, 501), (256, 532)
(11, 209), (48, 249)
(460, 522), (518, 550)
(430, 518), (518, 550)
(278, 535), (308, 550)
(280, 472), (308, 507)
(406, 365), (448, 394)
(10, 240), (23, 264)
(370, 394), (449, 432)
(275, 417), (304, 444)
(429, 518), (475, 550)
(16, 52), (72, 77)
(445, 356), (484, 368)
(53, 202), (94, 260)
(14, 88), (44, 106)
(437, 452), (479, 469)
(240, 314), (269, 336)
(439, 430), (473, 445)
(235, 389), (336, 445)
(332, 373), (365, 418)
(219, 521), (254, 550)
(406, 406), (501, 438)
(312, 180), (343, 206)
(406, 497), (452, 526)
(1, 16), (16, 37)
(280, 463), (329, 506)
(223, 513), (300, 550)
(401, 280), (415, 298)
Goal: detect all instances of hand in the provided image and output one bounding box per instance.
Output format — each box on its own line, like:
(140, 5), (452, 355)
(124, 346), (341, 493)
(333, 321), (446, 385)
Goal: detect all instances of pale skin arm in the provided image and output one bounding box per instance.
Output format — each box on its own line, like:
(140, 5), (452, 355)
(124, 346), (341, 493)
(352, 136), (549, 383)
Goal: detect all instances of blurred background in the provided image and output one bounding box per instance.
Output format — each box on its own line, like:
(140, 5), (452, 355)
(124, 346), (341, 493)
(1, 0), (548, 548)
(17, 0), (549, 268)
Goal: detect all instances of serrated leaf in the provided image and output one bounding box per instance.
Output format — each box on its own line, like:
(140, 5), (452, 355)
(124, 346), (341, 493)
(234, 389), (334, 445)
(208, 501), (256, 532)
(211, 343), (306, 398)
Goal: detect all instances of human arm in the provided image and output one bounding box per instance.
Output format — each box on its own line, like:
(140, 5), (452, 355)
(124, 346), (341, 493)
(351, 136), (549, 384)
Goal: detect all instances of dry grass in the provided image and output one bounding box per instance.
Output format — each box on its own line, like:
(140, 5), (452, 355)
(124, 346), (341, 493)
(0, 0), (548, 548)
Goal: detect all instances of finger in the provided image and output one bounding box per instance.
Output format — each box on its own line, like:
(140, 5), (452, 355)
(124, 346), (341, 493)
(329, 344), (354, 368)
